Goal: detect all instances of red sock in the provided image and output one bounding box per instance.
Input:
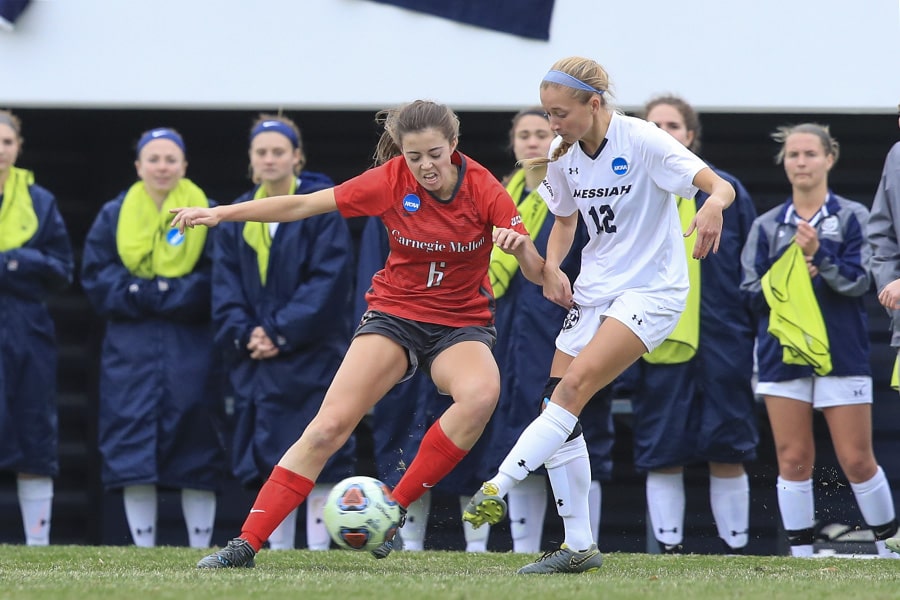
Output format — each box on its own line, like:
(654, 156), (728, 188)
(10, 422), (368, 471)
(391, 421), (468, 508)
(240, 465), (314, 551)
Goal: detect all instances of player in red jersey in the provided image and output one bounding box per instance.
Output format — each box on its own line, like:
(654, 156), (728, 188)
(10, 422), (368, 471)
(170, 100), (545, 568)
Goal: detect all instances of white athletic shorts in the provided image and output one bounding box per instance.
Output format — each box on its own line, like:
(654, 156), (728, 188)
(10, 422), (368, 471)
(555, 290), (682, 357)
(755, 376), (872, 408)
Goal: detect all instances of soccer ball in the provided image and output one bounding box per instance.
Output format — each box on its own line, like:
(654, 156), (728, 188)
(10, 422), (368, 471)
(323, 475), (401, 551)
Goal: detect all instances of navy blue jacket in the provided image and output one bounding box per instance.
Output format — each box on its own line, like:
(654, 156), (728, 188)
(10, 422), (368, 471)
(0, 182), (73, 476)
(81, 191), (225, 490)
(214, 172), (356, 486)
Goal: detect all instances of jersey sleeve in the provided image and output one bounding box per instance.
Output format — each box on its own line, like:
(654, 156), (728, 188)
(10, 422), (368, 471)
(333, 161), (396, 218)
(538, 137), (577, 217)
(638, 123), (707, 199)
(539, 160), (577, 217)
(484, 176), (529, 235)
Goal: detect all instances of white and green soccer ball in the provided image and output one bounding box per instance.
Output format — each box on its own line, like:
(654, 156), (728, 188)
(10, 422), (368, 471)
(323, 475), (401, 551)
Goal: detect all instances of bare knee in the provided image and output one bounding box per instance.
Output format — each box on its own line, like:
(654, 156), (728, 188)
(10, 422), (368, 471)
(776, 446), (814, 479)
(305, 415), (356, 455)
(839, 454), (878, 483)
(455, 381), (499, 425)
(553, 372), (594, 411)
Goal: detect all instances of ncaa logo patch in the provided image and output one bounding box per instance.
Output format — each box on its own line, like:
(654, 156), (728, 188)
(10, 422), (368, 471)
(562, 303), (581, 331)
(611, 157), (628, 176)
(166, 228), (185, 246)
(402, 193), (421, 212)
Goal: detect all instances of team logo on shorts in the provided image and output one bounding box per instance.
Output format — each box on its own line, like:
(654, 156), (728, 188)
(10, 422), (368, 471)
(402, 193), (421, 212)
(562, 303), (581, 331)
(611, 157), (628, 176)
(166, 228), (185, 246)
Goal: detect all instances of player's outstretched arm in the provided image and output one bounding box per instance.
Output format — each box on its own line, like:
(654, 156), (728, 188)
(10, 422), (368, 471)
(170, 188), (338, 232)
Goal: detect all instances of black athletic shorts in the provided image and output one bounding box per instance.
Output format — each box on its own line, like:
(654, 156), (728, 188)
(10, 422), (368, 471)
(354, 310), (496, 386)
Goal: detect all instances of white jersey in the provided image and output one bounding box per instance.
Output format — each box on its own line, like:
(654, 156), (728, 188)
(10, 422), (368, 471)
(539, 112), (706, 309)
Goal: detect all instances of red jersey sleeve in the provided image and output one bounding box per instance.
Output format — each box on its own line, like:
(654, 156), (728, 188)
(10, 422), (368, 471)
(333, 159), (402, 218)
(477, 170), (529, 236)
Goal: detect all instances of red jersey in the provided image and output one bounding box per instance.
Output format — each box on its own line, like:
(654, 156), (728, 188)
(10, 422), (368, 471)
(334, 151), (527, 327)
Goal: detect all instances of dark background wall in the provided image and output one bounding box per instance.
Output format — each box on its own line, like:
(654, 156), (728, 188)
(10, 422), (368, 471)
(1, 107), (898, 554)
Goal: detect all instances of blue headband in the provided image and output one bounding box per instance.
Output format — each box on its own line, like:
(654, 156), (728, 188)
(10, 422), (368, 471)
(250, 120), (300, 148)
(136, 128), (186, 155)
(542, 70), (605, 96)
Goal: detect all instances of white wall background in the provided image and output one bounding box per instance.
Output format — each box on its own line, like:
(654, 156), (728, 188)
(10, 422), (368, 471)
(1, 0), (898, 112)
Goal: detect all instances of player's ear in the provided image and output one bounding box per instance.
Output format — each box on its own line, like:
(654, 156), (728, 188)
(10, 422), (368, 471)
(449, 136), (458, 153)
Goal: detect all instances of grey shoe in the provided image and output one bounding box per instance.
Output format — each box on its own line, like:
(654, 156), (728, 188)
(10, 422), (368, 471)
(517, 544), (603, 574)
(462, 482), (507, 529)
(370, 507), (407, 559)
(196, 538), (256, 568)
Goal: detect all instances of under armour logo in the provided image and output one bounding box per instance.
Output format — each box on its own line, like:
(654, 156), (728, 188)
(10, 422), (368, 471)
(569, 167), (578, 175)
(517, 459), (533, 474)
(632, 314), (643, 326)
(657, 527), (679, 534)
(136, 526), (154, 536)
(853, 388), (865, 397)
(730, 529), (749, 536)
(516, 518), (527, 524)
(193, 526), (212, 534)
(557, 499), (564, 507)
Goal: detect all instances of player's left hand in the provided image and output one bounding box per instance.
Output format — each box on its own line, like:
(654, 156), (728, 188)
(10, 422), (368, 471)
(685, 202), (724, 259)
(878, 279), (900, 310)
(492, 228), (528, 255)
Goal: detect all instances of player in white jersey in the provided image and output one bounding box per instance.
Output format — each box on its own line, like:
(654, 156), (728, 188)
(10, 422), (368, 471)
(464, 56), (736, 574)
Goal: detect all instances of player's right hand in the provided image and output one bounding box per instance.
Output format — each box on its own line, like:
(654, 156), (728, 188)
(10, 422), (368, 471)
(169, 207), (221, 233)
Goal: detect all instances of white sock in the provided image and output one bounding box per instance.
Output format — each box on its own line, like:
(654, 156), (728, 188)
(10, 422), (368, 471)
(268, 507), (297, 550)
(460, 495), (490, 552)
(401, 492), (431, 551)
(588, 480), (601, 545)
(850, 467), (896, 531)
(306, 485), (332, 550)
(646, 471), (684, 546)
(181, 488), (216, 548)
(710, 473), (750, 550)
(849, 466), (897, 556)
(17, 476), (53, 546)
(546, 434), (594, 551)
(493, 402), (578, 496)
(507, 474), (547, 553)
(776, 476), (814, 556)
(123, 484), (157, 547)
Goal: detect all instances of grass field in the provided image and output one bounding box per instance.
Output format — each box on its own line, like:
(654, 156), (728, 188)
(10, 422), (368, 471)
(0, 545), (898, 600)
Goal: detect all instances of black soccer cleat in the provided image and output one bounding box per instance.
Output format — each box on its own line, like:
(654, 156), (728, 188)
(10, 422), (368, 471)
(371, 507), (407, 559)
(196, 537), (256, 568)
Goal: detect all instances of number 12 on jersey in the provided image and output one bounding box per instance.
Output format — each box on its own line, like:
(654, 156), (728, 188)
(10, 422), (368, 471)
(587, 205), (617, 235)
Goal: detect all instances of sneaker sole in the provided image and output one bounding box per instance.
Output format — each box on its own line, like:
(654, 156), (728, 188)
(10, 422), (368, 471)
(517, 563), (601, 574)
(463, 498), (506, 528)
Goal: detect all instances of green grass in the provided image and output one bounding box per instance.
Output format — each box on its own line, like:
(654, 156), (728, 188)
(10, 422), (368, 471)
(0, 546), (898, 600)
